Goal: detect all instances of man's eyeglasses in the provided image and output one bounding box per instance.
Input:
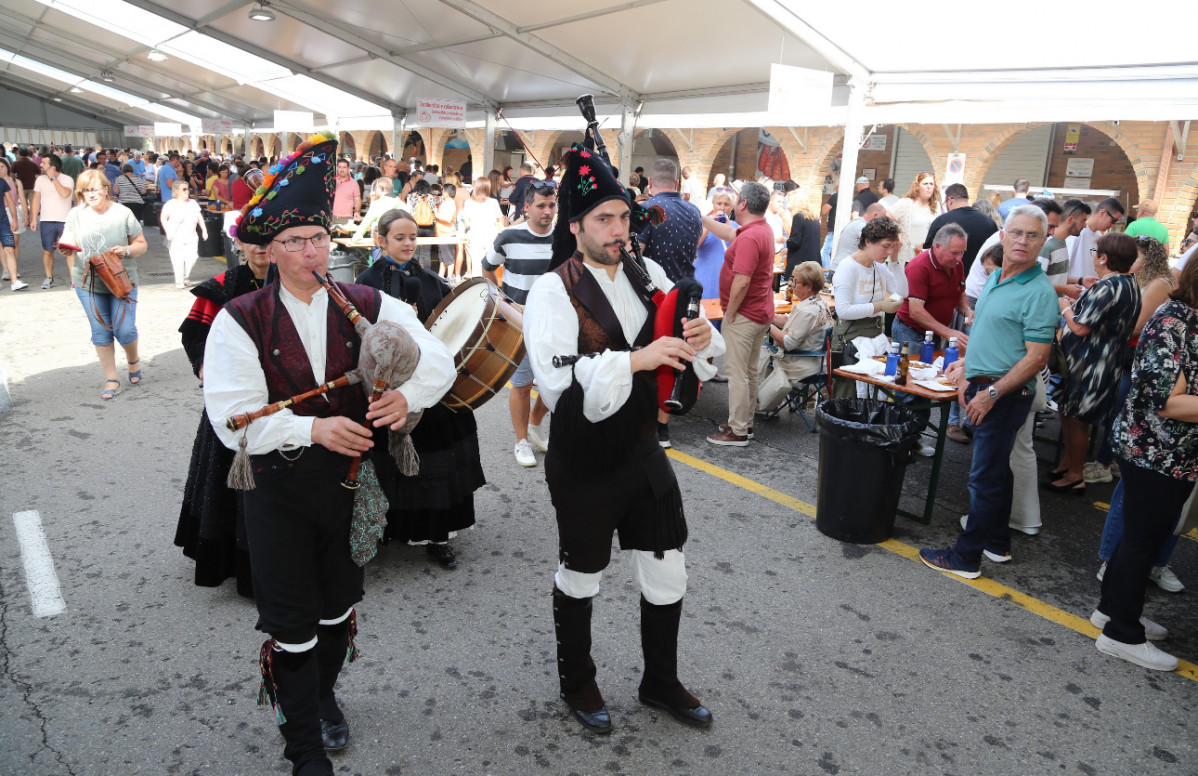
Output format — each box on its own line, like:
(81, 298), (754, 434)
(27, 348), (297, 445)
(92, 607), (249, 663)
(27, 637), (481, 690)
(529, 180), (557, 193)
(273, 233), (332, 252)
(1007, 229), (1043, 242)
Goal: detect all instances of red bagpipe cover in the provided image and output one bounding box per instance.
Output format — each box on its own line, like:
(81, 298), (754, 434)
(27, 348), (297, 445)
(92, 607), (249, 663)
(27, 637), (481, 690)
(652, 276), (705, 415)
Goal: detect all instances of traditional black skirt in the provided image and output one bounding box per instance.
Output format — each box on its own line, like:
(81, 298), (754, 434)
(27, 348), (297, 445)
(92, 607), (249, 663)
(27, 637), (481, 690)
(374, 403), (484, 544)
(174, 410), (254, 597)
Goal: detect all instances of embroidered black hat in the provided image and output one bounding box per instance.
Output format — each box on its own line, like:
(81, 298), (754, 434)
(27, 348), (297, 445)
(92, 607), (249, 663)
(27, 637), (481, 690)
(550, 142), (665, 268)
(231, 131), (337, 245)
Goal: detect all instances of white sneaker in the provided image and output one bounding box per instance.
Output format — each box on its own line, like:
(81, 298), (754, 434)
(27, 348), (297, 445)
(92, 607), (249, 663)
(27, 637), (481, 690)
(915, 442), (936, 458)
(1083, 462), (1113, 484)
(1095, 634), (1178, 671)
(1149, 566), (1185, 593)
(11, 280), (28, 291)
(526, 419), (549, 452)
(1089, 610), (1168, 641)
(514, 439), (536, 467)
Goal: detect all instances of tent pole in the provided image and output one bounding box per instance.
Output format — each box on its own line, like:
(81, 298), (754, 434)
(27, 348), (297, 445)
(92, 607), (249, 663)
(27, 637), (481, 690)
(619, 103), (635, 183)
(830, 80), (865, 260)
(484, 110), (497, 181)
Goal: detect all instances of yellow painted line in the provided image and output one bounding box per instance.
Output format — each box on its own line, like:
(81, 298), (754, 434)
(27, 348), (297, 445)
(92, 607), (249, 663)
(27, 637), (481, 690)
(666, 448), (1198, 682)
(213, 254), (227, 264)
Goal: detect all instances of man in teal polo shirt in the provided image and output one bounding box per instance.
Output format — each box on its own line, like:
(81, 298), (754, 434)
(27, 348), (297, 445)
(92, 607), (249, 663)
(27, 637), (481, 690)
(920, 205), (1059, 578)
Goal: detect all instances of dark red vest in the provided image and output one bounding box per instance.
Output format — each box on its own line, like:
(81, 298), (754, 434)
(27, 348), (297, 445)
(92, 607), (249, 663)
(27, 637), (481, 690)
(225, 282), (381, 422)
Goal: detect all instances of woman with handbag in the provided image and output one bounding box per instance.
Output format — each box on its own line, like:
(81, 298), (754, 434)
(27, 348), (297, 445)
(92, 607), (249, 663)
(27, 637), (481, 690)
(58, 169), (148, 400)
(112, 163), (148, 223)
(160, 179), (207, 289)
(1046, 232), (1141, 494)
(831, 216), (903, 398)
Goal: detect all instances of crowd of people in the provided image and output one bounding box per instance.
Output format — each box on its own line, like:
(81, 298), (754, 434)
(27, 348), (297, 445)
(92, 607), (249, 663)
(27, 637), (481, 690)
(3, 132), (1197, 773)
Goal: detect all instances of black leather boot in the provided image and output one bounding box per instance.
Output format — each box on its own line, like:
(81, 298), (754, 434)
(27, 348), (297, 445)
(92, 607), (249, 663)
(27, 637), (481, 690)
(552, 586), (611, 734)
(638, 597), (713, 728)
(315, 612), (357, 753)
(260, 641), (334, 776)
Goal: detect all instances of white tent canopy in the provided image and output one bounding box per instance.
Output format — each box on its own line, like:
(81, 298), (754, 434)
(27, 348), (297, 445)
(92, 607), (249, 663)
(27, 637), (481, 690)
(4, 0), (1195, 133)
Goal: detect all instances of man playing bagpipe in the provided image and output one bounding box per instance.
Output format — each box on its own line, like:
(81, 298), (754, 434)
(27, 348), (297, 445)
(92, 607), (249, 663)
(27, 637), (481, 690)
(523, 129), (725, 735)
(203, 133), (455, 776)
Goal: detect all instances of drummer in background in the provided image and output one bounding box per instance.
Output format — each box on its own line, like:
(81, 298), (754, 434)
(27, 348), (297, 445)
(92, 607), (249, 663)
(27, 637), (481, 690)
(356, 209), (484, 569)
(482, 180), (558, 467)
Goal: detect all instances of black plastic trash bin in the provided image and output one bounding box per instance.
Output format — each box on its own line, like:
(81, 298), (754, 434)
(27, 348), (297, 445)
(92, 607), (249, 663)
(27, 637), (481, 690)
(198, 210), (225, 258)
(815, 398), (924, 543)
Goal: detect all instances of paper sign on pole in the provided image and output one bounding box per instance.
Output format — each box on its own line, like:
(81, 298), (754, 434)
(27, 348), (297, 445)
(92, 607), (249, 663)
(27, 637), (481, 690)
(201, 118), (233, 135)
(154, 122), (182, 137)
(274, 110), (315, 132)
(767, 64), (834, 124)
(123, 125), (155, 138)
(1065, 157), (1094, 179)
(860, 133), (887, 152)
(416, 99), (467, 128)
(944, 153), (967, 185)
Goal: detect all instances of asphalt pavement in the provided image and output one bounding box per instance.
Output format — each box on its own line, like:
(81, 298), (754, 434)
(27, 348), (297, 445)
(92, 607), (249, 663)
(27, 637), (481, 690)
(1, 230), (1195, 775)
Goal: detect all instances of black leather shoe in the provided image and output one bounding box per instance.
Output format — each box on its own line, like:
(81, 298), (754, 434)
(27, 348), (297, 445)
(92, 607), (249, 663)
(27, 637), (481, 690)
(639, 692), (713, 728)
(570, 705), (612, 734)
(321, 718), (349, 752)
(426, 543), (459, 569)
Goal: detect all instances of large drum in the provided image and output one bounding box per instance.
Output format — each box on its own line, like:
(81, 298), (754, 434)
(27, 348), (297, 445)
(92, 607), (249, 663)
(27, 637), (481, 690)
(426, 278), (525, 411)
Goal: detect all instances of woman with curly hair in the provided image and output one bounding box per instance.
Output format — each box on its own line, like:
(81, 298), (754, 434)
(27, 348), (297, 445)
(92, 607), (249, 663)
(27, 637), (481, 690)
(831, 216), (903, 398)
(888, 172), (942, 295)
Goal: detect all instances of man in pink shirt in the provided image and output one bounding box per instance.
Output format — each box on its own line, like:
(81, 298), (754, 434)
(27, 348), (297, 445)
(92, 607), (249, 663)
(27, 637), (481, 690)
(706, 182), (776, 446)
(331, 158), (361, 225)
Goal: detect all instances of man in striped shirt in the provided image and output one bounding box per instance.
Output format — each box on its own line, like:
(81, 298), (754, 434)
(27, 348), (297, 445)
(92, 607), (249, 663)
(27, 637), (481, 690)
(482, 181), (557, 466)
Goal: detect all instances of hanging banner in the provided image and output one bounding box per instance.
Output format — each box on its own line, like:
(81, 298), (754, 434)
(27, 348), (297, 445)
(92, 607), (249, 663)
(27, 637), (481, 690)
(274, 110), (314, 132)
(123, 125), (154, 138)
(154, 122), (182, 137)
(944, 153), (967, 185)
(767, 64), (833, 124)
(201, 118), (232, 135)
(416, 98), (466, 128)
(1063, 124), (1081, 154)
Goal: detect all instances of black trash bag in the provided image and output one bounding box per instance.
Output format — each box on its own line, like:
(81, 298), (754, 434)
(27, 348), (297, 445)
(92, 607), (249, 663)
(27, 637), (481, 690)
(815, 398), (924, 544)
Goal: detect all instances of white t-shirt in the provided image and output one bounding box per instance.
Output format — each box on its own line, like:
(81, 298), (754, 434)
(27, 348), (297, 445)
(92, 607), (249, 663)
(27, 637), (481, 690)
(964, 232), (1002, 299)
(1065, 226), (1101, 280)
(681, 176), (705, 203)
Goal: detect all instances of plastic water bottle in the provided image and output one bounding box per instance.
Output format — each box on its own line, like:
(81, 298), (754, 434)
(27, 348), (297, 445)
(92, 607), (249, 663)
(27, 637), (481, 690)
(884, 342), (901, 377)
(944, 337), (959, 370)
(920, 330), (935, 364)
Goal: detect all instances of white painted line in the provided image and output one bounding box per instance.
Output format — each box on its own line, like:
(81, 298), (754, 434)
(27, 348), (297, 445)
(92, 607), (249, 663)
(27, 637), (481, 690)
(12, 511), (66, 618)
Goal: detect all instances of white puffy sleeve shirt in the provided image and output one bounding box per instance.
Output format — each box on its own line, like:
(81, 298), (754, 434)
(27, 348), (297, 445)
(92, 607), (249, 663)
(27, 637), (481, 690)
(204, 284), (455, 454)
(524, 258), (724, 422)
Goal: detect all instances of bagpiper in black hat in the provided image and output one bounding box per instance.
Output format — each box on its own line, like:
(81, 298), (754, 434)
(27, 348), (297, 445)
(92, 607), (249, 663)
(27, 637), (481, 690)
(549, 141), (665, 271)
(230, 131), (338, 245)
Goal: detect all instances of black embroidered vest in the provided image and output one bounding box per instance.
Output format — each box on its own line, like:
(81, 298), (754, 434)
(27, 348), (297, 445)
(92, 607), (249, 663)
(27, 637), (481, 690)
(225, 282), (381, 422)
(548, 255), (658, 465)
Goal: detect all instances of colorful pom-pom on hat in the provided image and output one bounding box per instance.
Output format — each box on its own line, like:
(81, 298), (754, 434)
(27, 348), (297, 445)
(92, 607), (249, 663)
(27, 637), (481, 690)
(232, 131), (338, 245)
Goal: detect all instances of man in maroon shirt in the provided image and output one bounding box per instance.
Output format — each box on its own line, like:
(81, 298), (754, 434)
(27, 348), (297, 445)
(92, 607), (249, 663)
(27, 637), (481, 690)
(705, 182), (775, 446)
(12, 147), (39, 210)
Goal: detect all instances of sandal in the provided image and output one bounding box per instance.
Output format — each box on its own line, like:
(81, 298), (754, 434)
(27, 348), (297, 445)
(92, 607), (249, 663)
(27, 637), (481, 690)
(128, 360), (143, 385)
(101, 379), (121, 400)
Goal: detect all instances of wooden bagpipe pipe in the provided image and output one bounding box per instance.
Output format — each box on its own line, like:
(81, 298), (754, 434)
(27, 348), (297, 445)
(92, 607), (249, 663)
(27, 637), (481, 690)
(572, 93), (704, 415)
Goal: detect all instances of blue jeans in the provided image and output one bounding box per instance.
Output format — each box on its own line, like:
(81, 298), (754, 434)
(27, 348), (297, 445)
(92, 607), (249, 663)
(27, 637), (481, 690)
(75, 285), (139, 346)
(1096, 478), (1180, 565)
(819, 233), (833, 269)
(890, 317), (932, 423)
(0, 205), (13, 248)
(951, 389), (1035, 567)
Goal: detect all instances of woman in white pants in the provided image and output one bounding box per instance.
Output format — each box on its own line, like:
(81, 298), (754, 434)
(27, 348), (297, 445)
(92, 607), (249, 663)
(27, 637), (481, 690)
(160, 179), (206, 288)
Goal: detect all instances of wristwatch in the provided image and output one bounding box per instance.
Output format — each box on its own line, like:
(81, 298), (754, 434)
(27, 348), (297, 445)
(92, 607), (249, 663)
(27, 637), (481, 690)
(987, 385), (999, 399)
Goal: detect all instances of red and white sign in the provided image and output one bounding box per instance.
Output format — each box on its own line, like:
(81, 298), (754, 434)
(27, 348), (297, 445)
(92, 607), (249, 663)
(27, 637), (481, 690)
(123, 125), (154, 138)
(944, 153), (966, 185)
(860, 133), (888, 152)
(416, 98), (466, 128)
(201, 118), (233, 135)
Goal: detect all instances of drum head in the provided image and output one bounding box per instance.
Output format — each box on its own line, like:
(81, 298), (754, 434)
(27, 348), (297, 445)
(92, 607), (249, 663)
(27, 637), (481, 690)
(427, 277), (492, 354)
